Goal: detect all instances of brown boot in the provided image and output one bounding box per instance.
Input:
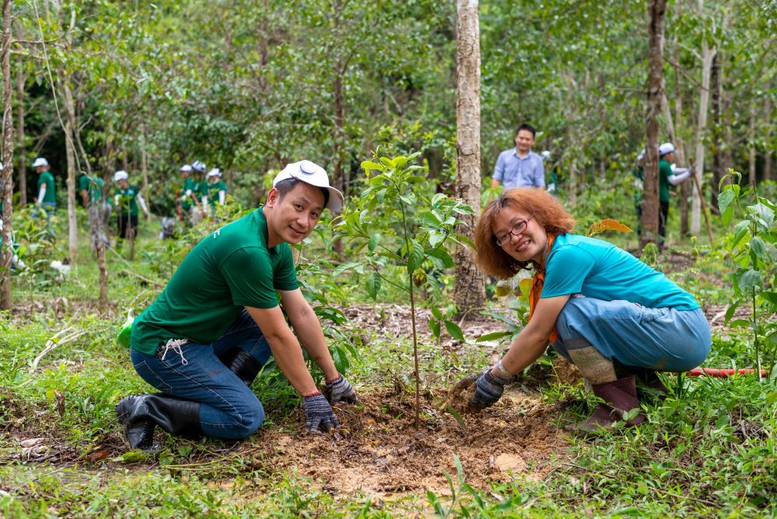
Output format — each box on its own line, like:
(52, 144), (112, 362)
(574, 375), (646, 433)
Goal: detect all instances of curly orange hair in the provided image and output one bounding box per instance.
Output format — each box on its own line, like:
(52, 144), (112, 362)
(474, 189), (576, 278)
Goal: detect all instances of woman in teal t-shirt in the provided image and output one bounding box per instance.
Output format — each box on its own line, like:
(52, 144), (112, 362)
(458, 189), (710, 433)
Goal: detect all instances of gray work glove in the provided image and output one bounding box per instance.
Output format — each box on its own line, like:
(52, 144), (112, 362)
(469, 369), (512, 410)
(324, 375), (359, 404)
(302, 393), (339, 432)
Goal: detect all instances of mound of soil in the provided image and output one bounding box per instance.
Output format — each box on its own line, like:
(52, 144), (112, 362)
(245, 385), (570, 496)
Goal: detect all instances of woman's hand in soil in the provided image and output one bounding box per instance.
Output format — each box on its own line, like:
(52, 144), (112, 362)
(324, 375), (359, 404)
(469, 369), (512, 410)
(302, 392), (340, 432)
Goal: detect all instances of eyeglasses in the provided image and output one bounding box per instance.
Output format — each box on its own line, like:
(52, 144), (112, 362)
(495, 215), (534, 247)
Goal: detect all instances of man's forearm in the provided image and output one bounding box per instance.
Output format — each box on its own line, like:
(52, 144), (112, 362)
(265, 330), (319, 395)
(291, 309), (339, 381)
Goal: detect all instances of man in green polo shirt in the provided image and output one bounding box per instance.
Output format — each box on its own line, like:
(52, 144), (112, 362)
(657, 142), (693, 251)
(116, 160), (358, 452)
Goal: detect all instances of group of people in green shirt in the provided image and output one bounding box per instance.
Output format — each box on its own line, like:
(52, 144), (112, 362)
(630, 142), (693, 250)
(176, 161), (228, 226)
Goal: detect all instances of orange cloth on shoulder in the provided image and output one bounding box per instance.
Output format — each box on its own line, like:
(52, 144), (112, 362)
(528, 235), (558, 343)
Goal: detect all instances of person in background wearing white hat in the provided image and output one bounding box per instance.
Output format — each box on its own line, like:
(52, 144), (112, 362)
(657, 143), (693, 251)
(491, 124), (545, 190)
(116, 160), (357, 452)
(32, 156), (57, 214)
(176, 164), (194, 223)
(203, 168), (227, 216)
(109, 170), (150, 249)
(189, 160), (208, 225)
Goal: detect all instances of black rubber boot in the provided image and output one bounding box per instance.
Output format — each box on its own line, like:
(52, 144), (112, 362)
(574, 375), (646, 433)
(218, 348), (262, 386)
(116, 394), (203, 452)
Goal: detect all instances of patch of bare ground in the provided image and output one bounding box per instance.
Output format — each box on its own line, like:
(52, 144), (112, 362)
(240, 386), (570, 497)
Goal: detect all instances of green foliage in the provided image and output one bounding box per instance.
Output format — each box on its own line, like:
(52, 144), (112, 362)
(718, 171), (777, 374)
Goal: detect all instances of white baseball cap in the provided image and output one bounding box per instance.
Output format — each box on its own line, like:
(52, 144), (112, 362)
(659, 142), (675, 156)
(32, 157), (49, 168)
(180, 164), (192, 173)
(272, 160), (344, 213)
(191, 160), (206, 173)
(113, 170), (129, 182)
(207, 168), (222, 178)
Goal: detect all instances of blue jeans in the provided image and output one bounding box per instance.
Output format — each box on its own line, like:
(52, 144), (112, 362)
(552, 297), (710, 372)
(129, 310), (272, 440)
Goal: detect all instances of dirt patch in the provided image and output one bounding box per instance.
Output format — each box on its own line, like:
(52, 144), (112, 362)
(243, 386), (570, 496)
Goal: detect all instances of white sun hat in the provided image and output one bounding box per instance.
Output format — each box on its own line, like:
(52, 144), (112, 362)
(180, 164), (192, 173)
(113, 170), (129, 182)
(207, 168), (222, 178)
(272, 160), (344, 213)
(659, 142), (676, 156)
(32, 157), (49, 168)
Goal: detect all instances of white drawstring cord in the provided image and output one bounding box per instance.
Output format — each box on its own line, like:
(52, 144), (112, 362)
(161, 338), (189, 365)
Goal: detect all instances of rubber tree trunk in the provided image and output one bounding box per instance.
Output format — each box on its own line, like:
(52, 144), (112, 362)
(1, 0), (14, 309)
(454, 0), (485, 315)
(14, 22), (24, 206)
(641, 0), (667, 250)
(62, 81), (78, 263)
(691, 0), (716, 236)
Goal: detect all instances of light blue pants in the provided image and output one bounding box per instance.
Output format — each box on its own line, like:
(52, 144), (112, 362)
(552, 297), (711, 372)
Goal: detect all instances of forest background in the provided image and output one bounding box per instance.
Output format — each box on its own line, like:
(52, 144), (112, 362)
(0, 0), (776, 517)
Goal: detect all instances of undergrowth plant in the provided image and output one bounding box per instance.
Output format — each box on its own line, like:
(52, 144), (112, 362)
(337, 153), (474, 425)
(718, 171), (777, 377)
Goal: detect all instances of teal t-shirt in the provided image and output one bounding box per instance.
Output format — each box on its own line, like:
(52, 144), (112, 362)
(38, 171), (56, 204)
(113, 185), (141, 216)
(541, 234), (699, 310)
(658, 159), (672, 203)
(79, 174), (104, 203)
(131, 208), (300, 354)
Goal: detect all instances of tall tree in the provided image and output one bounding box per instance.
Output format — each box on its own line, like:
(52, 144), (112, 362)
(642, 0), (667, 249)
(1, 0), (14, 309)
(454, 0), (484, 314)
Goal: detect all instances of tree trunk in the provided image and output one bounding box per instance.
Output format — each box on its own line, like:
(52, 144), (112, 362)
(691, 1), (716, 236)
(14, 24), (25, 205)
(764, 97), (772, 182)
(62, 81), (78, 262)
(748, 102), (756, 190)
(641, 0), (667, 250)
(1, 0), (14, 309)
(453, 0), (485, 315)
(710, 51), (723, 213)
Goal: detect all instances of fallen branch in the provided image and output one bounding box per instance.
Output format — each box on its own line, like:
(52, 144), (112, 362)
(30, 327), (89, 372)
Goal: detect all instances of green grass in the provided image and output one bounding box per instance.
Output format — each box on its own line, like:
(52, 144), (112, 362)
(0, 209), (775, 517)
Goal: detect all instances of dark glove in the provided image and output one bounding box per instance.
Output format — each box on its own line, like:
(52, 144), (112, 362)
(469, 369), (512, 409)
(302, 392), (339, 432)
(324, 375), (359, 404)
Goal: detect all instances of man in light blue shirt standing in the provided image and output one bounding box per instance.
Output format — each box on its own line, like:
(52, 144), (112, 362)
(491, 124), (545, 189)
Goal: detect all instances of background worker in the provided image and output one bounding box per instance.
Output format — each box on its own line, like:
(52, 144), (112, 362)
(110, 170), (150, 247)
(491, 124), (545, 190)
(657, 142), (693, 251)
(116, 160), (357, 451)
(189, 160), (207, 224)
(176, 164), (194, 223)
(204, 168), (227, 214)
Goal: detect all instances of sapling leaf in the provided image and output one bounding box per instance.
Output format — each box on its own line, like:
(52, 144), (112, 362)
(444, 320), (465, 341)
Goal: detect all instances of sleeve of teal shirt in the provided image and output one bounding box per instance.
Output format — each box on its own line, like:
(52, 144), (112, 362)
(541, 245), (596, 298)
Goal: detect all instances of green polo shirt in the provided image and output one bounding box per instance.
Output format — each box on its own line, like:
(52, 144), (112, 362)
(38, 171), (56, 204)
(207, 180), (227, 203)
(79, 174), (104, 203)
(180, 177), (195, 210)
(131, 208), (299, 354)
(113, 185), (141, 216)
(658, 159), (672, 203)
